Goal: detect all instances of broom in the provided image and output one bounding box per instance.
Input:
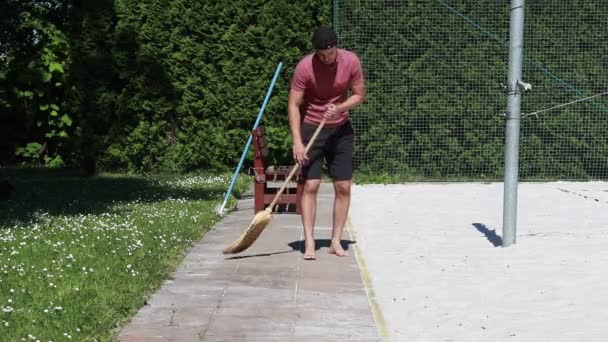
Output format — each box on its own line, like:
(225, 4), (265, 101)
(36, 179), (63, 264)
(223, 118), (326, 254)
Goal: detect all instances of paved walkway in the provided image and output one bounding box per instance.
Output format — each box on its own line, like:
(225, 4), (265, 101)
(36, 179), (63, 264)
(118, 183), (380, 341)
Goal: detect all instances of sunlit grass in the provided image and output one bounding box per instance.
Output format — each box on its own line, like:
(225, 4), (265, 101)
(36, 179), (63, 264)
(0, 168), (249, 341)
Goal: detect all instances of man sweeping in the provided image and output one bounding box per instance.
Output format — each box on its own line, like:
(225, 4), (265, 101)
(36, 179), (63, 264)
(288, 27), (365, 260)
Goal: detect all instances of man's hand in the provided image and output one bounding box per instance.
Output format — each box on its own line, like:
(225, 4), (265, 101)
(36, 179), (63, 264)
(323, 103), (339, 119)
(292, 141), (308, 165)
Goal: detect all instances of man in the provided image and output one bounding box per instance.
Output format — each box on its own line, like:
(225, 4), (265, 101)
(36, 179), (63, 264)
(288, 27), (365, 260)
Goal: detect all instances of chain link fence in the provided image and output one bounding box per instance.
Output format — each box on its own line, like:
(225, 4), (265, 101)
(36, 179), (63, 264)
(336, 0), (608, 181)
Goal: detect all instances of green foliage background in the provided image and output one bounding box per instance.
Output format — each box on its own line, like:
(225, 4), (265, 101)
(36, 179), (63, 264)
(2, 0), (607, 180)
(1, 0), (331, 173)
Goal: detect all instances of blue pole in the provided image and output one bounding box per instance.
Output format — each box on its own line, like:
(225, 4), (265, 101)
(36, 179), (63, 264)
(216, 62), (283, 215)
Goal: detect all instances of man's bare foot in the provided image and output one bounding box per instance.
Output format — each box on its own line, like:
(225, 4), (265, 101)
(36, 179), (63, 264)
(329, 242), (347, 257)
(303, 253), (316, 260)
(304, 241), (316, 260)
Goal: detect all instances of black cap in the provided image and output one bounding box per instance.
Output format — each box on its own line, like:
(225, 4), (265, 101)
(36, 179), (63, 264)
(312, 27), (338, 50)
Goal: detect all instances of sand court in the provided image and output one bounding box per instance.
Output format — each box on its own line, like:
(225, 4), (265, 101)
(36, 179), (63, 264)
(349, 182), (608, 341)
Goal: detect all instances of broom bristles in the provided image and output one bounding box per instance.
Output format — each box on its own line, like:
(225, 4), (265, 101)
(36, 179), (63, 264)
(223, 208), (273, 254)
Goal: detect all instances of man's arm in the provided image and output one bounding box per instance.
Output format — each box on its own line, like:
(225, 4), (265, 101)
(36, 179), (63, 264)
(336, 80), (365, 113)
(338, 55), (366, 113)
(288, 88), (305, 145)
(325, 80), (365, 119)
(288, 88), (308, 165)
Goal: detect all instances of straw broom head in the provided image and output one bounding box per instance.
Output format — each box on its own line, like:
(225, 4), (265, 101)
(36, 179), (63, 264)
(222, 118), (326, 255)
(223, 207), (273, 254)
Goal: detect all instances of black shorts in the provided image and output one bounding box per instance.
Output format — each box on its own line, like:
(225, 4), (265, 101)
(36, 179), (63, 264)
(300, 120), (354, 181)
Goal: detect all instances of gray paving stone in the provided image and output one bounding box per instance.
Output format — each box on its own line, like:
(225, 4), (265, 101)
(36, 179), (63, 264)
(119, 325), (202, 341)
(118, 183), (380, 341)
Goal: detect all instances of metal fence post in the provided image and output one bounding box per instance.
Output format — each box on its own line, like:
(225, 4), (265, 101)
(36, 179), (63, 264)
(502, 0), (526, 247)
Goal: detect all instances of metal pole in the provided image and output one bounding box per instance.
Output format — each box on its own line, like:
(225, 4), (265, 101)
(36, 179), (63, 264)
(502, 0), (525, 247)
(333, 0), (339, 33)
(216, 62), (283, 215)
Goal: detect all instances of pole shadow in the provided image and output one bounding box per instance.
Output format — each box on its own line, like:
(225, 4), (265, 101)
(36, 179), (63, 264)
(472, 223), (503, 247)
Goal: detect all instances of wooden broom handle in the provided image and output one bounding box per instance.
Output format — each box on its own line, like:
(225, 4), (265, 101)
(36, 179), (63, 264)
(268, 118), (327, 209)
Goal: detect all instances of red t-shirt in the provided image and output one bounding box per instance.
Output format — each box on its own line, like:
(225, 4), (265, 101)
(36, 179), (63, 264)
(291, 49), (364, 126)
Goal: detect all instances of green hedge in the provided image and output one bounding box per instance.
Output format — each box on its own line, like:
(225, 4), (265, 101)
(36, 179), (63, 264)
(1, 0), (331, 173)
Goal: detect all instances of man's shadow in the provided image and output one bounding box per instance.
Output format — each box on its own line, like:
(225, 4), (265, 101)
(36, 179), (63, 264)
(288, 239), (356, 254)
(223, 239), (356, 260)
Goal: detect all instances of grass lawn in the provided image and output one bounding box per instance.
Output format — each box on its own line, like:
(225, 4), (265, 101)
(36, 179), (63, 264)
(0, 167), (249, 341)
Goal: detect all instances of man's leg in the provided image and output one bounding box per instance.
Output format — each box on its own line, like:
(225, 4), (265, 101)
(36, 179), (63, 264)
(327, 121), (354, 257)
(330, 180), (351, 256)
(301, 179), (321, 259)
(299, 122), (327, 260)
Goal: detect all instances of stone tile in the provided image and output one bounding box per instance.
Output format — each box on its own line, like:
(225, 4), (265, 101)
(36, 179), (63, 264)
(119, 325), (202, 341)
(118, 184), (380, 341)
(201, 314), (292, 339)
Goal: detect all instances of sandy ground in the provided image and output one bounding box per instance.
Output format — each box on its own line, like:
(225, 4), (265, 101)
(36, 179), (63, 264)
(349, 182), (608, 342)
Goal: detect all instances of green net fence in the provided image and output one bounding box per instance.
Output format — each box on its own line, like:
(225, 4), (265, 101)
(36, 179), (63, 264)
(335, 0), (608, 181)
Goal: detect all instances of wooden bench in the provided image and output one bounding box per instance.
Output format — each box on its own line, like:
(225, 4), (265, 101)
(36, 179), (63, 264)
(250, 125), (303, 214)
